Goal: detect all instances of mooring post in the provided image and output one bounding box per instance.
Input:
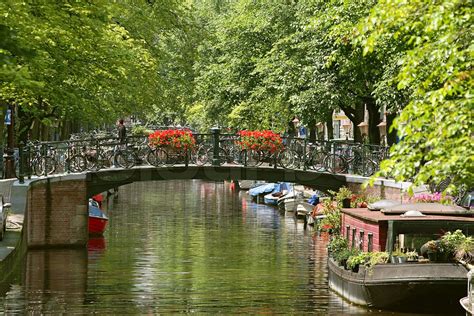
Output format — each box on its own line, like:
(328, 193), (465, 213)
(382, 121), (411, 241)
(211, 127), (220, 166)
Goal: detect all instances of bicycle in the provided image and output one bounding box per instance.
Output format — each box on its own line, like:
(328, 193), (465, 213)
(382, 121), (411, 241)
(323, 144), (377, 176)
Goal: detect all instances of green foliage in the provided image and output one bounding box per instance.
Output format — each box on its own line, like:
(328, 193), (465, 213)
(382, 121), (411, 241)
(0, 0), (198, 139)
(329, 186), (353, 202)
(317, 198), (341, 232)
(328, 234), (348, 255)
(130, 125), (153, 136)
(334, 248), (358, 267)
(359, 0), (473, 191)
(346, 251), (367, 270)
(441, 230), (470, 254)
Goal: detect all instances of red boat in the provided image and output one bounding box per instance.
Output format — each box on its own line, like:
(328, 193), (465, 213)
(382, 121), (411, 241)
(89, 199), (108, 235)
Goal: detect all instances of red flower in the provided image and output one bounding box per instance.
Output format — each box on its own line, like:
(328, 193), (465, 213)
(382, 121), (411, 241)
(236, 130), (283, 152)
(149, 129), (195, 151)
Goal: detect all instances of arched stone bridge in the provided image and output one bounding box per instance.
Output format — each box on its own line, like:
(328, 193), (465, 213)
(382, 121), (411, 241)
(16, 133), (392, 249)
(86, 165), (347, 196)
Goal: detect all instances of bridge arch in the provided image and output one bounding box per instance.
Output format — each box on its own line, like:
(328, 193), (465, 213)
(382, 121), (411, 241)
(21, 165), (408, 249)
(85, 165), (347, 196)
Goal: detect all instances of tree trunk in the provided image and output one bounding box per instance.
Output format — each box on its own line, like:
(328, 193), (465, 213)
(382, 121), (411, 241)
(325, 112), (333, 140)
(366, 98), (381, 145)
(386, 112), (397, 146)
(308, 119), (316, 143)
(340, 103), (364, 143)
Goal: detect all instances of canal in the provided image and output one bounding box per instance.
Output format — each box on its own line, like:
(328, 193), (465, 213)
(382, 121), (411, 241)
(0, 180), (448, 314)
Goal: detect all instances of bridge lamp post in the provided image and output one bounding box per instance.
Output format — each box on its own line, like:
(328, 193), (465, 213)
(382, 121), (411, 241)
(210, 126), (220, 166)
(357, 122), (369, 144)
(342, 120), (352, 141)
(377, 121), (387, 146)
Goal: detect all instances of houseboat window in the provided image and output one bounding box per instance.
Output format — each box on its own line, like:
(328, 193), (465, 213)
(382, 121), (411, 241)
(368, 233), (373, 252)
(346, 225), (350, 240)
(359, 231), (364, 251)
(351, 228), (356, 248)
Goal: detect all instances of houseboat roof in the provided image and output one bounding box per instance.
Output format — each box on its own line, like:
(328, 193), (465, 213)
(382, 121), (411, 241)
(341, 208), (474, 223)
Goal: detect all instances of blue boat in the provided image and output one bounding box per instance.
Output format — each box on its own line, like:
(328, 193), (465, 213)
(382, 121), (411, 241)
(249, 183), (276, 201)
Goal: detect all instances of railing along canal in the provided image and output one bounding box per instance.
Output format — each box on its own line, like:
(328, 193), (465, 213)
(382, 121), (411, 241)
(13, 130), (389, 183)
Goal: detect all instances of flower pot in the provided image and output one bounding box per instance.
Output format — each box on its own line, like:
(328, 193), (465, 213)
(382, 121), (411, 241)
(428, 252), (437, 262)
(390, 256), (399, 264)
(398, 257), (407, 264)
(342, 198), (351, 208)
(436, 251), (450, 263)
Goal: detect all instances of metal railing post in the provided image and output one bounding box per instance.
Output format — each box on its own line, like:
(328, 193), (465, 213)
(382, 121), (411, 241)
(303, 138), (307, 171)
(65, 142), (71, 173)
(42, 143), (47, 177)
(210, 127), (220, 166)
(18, 142), (24, 183)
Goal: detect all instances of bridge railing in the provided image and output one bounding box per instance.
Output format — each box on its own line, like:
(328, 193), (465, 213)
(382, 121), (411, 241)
(15, 129), (389, 183)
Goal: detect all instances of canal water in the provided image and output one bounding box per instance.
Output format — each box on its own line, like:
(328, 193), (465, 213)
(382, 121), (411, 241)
(0, 180), (454, 314)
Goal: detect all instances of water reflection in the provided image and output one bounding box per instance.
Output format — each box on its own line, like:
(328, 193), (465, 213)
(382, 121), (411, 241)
(0, 180), (452, 314)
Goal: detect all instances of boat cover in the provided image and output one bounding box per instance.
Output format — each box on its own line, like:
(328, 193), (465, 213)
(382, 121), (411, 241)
(89, 204), (108, 219)
(307, 194), (320, 205)
(249, 183), (276, 197)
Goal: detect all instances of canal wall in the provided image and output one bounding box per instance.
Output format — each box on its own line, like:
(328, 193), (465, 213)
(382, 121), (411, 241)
(345, 175), (427, 202)
(26, 175), (88, 248)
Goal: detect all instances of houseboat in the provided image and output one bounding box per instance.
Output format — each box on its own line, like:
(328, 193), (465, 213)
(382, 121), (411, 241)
(328, 202), (474, 312)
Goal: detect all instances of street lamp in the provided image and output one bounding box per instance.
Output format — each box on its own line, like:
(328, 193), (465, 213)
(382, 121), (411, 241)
(316, 122), (325, 140)
(357, 121), (368, 143)
(377, 120), (387, 146)
(342, 119), (352, 140)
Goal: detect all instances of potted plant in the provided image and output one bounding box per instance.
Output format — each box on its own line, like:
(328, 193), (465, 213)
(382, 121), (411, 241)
(406, 251), (419, 262)
(328, 234), (348, 256)
(335, 248), (358, 269)
(236, 130), (283, 153)
(422, 240), (439, 262)
(454, 236), (474, 264)
(365, 251), (389, 274)
(148, 129), (196, 152)
(331, 187), (352, 208)
(347, 252), (369, 273)
(390, 250), (407, 264)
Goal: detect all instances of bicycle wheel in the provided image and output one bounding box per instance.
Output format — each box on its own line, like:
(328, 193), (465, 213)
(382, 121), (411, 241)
(207, 148), (229, 165)
(193, 146), (210, 166)
(147, 148), (167, 167)
(69, 154), (87, 172)
(308, 151), (327, 172)
(278, 149), (298, 169)
(241, 150), (260, 167)
(34, 156), (57, 176)
(324, 154), (347, 174)
(115, 150), (136, 168)
(360, 159), (377, 177)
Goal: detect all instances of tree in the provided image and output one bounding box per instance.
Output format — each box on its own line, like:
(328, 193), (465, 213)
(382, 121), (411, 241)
(360, 0), (473, 192)
(0, 1), (194, 141)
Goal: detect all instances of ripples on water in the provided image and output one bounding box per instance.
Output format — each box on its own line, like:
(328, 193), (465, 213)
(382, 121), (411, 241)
(0, 180), (449, 314)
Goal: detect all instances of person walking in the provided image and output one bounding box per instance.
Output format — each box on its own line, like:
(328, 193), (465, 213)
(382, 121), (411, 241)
(117, 119), (127, 144)
(113, 119), (127, 167)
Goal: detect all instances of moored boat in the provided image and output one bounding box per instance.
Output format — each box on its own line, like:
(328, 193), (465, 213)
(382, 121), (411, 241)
(328, 256), (467, 311)
(89, 199), (109, 235)
(263, 183), (291, 206)
(296, 202), (314, 219)
(249, 183), (276, 202)
(238, 180), (264, 190)
(328, 203), (474, 312)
